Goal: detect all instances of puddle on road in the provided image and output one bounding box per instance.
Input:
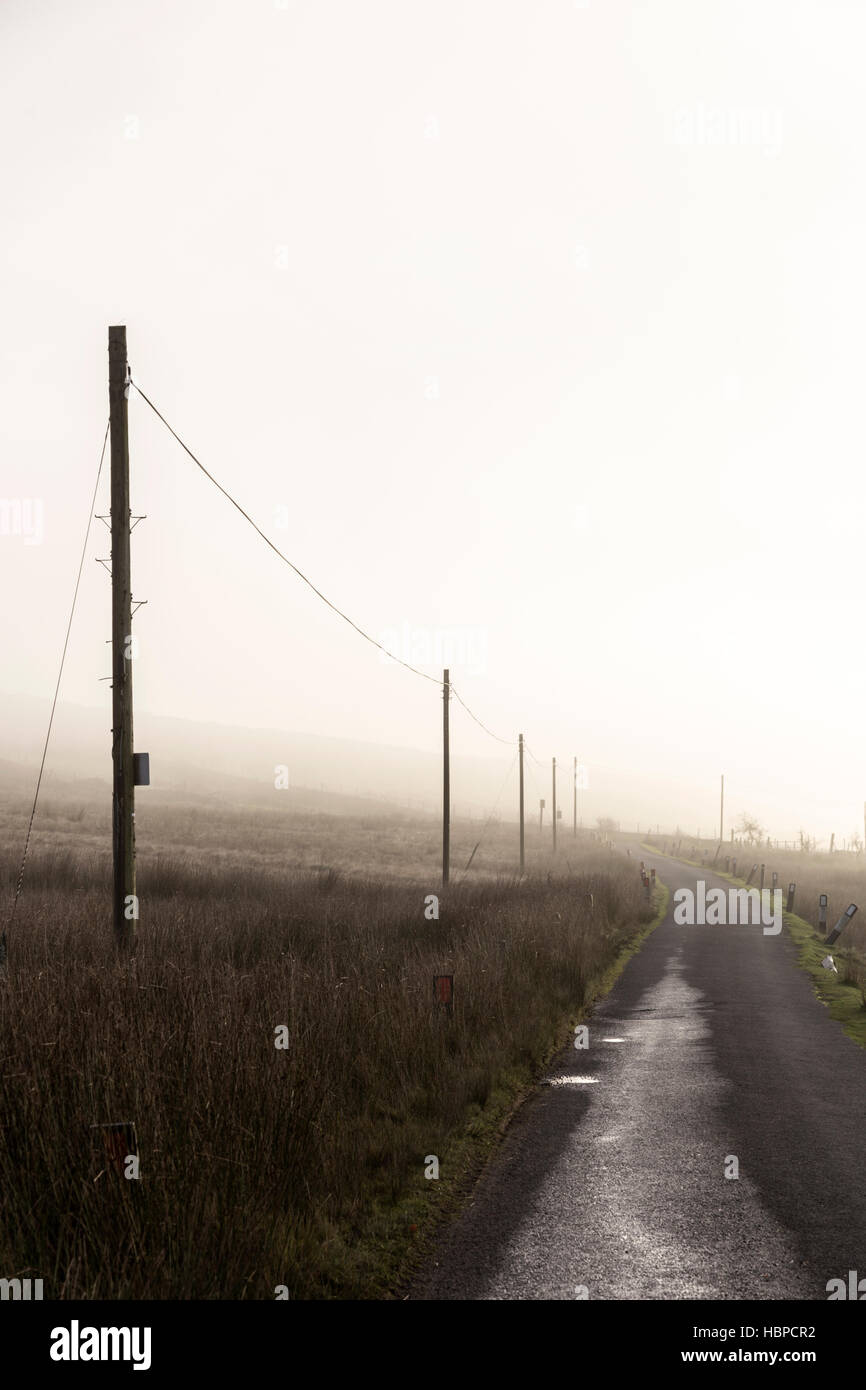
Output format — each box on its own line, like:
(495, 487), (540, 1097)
(541, 1075), (599, 1086)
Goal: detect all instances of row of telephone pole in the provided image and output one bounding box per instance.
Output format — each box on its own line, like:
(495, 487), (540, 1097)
(106, 326), (587, 939)
(441, 670), (583, 884)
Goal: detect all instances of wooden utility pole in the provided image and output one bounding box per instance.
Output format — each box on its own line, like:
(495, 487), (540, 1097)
(552, 757), (557, 853)
(109, 326), (136, 950)
(518, 733), (525, 874)
(719, 774), (724, 844)
(573, 755), (577, 837)
(442, 668), (450, 885)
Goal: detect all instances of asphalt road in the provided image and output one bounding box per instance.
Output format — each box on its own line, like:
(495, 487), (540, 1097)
(416, 845), (866, 1300)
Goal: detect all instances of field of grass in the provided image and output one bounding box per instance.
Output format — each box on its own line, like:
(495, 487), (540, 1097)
(0, 787), (659, 1299)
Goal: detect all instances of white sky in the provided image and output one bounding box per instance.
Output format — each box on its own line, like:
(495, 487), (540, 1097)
(2, 0), (866, 841)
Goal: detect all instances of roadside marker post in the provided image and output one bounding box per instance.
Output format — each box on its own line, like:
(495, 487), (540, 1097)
(818, 894), (828, 934)
(825, 904), (858, 948)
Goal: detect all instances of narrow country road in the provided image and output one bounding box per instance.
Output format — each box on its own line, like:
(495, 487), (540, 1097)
(416, 845), (866, 1300)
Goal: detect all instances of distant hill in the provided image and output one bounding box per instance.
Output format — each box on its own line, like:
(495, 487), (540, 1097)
(0, 690), (701, 833)
(0, 691), (491, 820)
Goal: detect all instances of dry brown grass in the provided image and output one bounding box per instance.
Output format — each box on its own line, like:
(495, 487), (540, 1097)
(0, 796), (653, 1298)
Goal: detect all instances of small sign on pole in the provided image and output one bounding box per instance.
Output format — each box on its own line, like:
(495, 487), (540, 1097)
(91, 1121), (137, 1180)
(433, 974), (454, 1015)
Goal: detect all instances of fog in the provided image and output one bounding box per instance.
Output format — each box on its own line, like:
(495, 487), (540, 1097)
(2, 0), (865, 845)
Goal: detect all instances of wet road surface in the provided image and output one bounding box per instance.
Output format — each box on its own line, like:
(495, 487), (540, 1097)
(417, 846), (866, 1299)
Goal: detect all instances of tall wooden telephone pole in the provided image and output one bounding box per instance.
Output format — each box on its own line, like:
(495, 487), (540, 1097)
(442, 668), (450, 885)
(109, 326), (136, 950)
(719, 773), (725, 845)
(552, 757), (557, 853)
(518, 733), (525, 873)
